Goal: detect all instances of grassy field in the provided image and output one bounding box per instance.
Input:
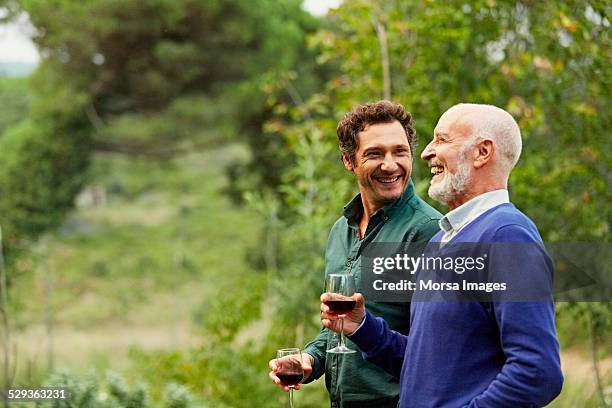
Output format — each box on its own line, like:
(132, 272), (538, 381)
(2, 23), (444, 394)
(10, 144), (261, 376)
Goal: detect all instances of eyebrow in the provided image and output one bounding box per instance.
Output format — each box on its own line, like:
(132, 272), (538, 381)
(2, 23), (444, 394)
(363, 144), (409, 152)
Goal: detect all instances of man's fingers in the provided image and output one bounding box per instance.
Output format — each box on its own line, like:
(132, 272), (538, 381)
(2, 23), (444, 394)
(268, 359), (278, 371)
(268, 358), (283, 387)
(354, 293), (365, 306)
(268, 370), (280, 384)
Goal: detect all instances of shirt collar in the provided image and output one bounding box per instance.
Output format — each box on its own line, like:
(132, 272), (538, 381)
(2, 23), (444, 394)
(343, 180), (416, 224)
(439, 189), (509, 234)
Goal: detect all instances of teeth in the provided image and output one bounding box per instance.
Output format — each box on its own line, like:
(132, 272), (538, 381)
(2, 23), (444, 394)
(377, 176), (399, 183)
(430, 166), (444, 175)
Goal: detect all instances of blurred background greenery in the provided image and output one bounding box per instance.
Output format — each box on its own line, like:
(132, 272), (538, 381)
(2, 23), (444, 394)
(0, 0), (609, 407)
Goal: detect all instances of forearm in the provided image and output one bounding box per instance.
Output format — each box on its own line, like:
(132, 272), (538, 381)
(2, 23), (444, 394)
(302, 327), (328, 383)
(348, 310), (407, 379)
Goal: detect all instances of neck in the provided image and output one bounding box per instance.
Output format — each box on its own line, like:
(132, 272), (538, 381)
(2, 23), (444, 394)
(357, 190), (390, 239)
(360, 196), (383, 220)
(447, 180), (507, 210)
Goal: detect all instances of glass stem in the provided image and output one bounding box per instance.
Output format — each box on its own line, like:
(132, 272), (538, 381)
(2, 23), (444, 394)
(339, 316), (346, 349)
(289, 387), (294, 408)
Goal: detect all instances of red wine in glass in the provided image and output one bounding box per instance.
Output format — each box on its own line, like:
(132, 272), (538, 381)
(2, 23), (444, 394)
(277, 373), (303, 386)
(275, 348), (304, 408)
(325, 274), (357, 354)
(326, 299), (356, 315)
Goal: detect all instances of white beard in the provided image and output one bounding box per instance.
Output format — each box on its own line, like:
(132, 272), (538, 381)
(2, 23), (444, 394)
(428, 150), (472, 206)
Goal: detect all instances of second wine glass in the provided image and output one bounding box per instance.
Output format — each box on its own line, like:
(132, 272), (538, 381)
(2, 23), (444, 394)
(325, 273), (357, 354)
(275, 348), (304, 408)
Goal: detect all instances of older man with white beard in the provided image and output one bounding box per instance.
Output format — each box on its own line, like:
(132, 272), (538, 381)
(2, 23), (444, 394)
(320, 104), (564, 408)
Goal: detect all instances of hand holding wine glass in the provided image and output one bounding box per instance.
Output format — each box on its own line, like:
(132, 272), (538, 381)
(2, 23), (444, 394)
(320, 291), (365, 336)
(270, 348), (305, 407)
(323, 274), (362, 354)
(269, 352), (313, 392)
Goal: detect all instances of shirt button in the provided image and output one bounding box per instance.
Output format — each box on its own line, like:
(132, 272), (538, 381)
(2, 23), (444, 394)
(346, 260), (352, 267)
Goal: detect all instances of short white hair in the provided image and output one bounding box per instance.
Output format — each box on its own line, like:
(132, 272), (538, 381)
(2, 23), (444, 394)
(447, 103), (522, 174)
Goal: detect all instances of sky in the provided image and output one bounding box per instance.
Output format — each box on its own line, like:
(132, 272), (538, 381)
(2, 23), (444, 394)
(0, 0), (341, 64)
(303, 0), (340, 16)
(0, 12), (39, 63)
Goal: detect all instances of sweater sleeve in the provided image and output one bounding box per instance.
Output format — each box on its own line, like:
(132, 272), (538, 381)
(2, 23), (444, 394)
(464, 225), (563, 406)
(348, 310), (408, 379)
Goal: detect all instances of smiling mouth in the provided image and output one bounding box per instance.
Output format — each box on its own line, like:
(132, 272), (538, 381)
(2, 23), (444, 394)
(375, 175), (401, 184)
(430, 165), (444, 176)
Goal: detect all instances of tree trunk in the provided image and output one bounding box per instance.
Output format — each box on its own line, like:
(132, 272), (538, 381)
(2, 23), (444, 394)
(589, 312), (608, 407)
(373, 17), (391, 100)
(0, 226), (12, 408)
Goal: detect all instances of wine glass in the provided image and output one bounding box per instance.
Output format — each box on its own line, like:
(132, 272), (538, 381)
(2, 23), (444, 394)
(325, 273), (357, 354)
(275, 348), (304, 408)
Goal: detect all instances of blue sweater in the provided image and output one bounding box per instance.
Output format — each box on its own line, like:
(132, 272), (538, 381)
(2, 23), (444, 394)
(350, 203), (563, 407)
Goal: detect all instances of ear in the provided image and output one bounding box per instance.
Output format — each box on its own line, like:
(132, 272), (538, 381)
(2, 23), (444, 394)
(342, 154), (354, 171)
(473, 138), (494, 169)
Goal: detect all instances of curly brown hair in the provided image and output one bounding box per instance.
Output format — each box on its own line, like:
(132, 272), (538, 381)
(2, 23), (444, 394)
(337, 100), (416, 165)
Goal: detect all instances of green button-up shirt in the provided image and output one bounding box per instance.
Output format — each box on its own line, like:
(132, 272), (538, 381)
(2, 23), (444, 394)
(303, 181), (442, 408)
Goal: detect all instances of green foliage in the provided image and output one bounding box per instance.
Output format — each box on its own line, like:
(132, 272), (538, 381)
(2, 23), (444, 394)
(547, 378), (612, 407)
(0, 77), (30, 136)
(131, 341), (328, 408)
(162, 383), (195, 408)
(7, 144), (287, 407)
(0, 54), (93, 253)
(0, 0), (324, 247)
(44, 370), (99, 407)
(10, 145), (259, 324)
(18, 0), (323, 157)
(0, 116), (91, 247)
(557, 302), (612, 346)
(41, 370), (205, 407)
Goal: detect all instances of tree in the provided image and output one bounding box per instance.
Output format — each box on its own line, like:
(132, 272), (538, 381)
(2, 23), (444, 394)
(0, 0), (324, 246)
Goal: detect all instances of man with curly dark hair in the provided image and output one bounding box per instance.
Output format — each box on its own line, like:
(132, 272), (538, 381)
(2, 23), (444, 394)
(270, 100), (441, 407)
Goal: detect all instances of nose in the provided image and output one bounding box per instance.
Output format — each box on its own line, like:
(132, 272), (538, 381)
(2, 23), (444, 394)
(421, 140), (435, 161)
(381, 153), (398, 172)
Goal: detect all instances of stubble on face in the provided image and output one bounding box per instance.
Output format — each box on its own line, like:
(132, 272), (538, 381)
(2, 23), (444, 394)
(350, 121), (412, 212)
(425, 112), (476, 206)
(427, 143), (473, 205)
(355, 166), (406, 205)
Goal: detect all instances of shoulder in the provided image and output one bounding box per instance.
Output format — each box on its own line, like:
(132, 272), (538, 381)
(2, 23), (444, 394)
(392, 193), (442, 242)
(326, 215), (349, 242)
(410, 195), (443, 235)
(480, 204), (543, 243)
(399, 192), (443, 225)
(330, 215), (347, 230)
(409, 193), (443, 221)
